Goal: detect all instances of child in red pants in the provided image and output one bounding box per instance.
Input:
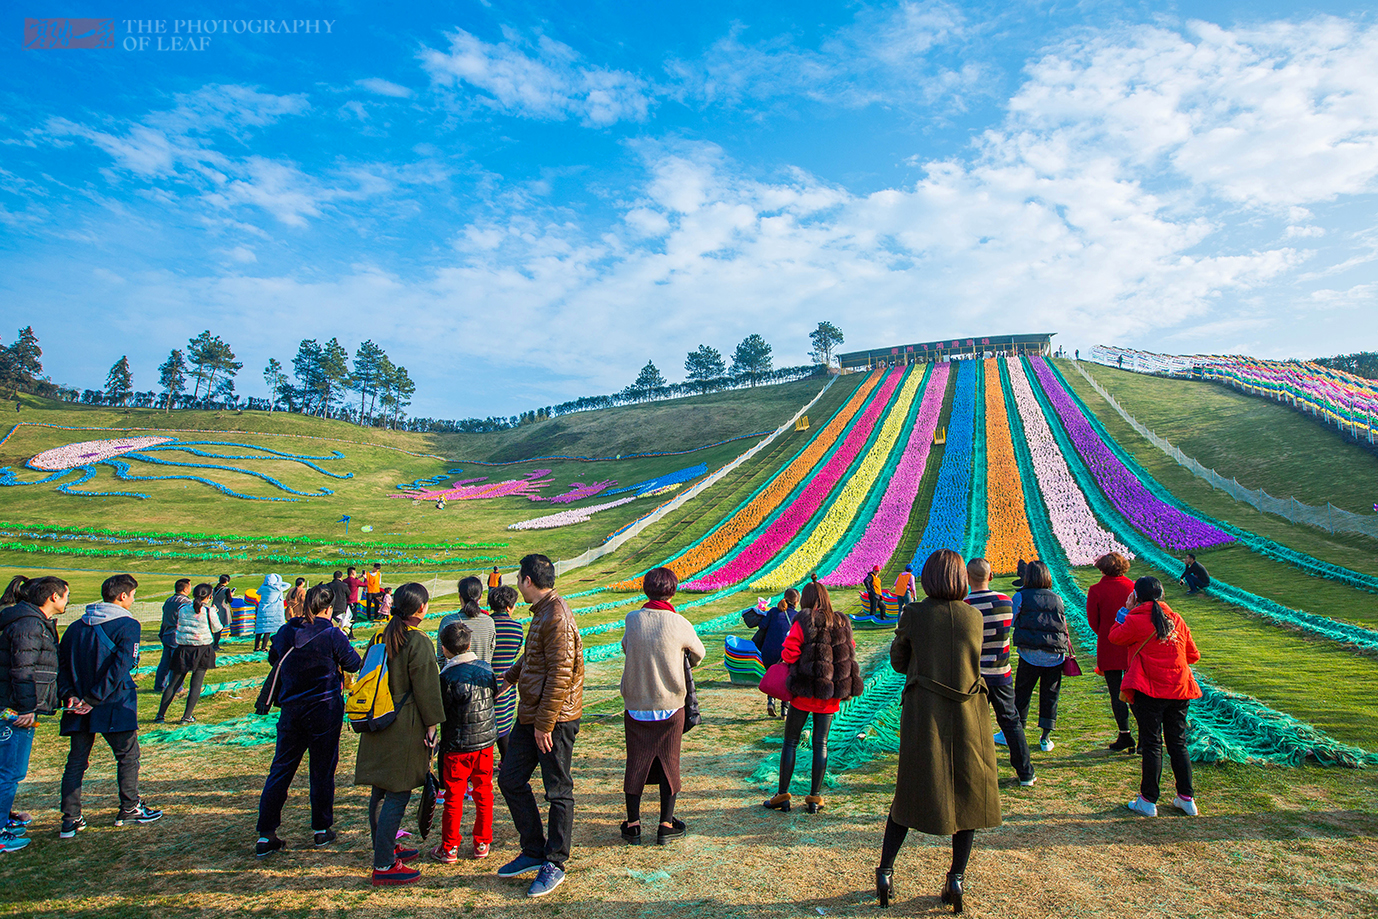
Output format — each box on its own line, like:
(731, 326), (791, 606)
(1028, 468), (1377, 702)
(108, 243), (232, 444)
(432, 621), (499, 862)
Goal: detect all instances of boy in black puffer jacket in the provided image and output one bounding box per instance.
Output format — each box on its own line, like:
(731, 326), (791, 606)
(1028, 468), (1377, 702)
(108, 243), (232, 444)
(433, 621), (498, 864)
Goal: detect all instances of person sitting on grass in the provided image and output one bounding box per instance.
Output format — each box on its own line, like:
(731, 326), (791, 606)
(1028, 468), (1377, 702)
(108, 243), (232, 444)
(431, 622), (499, 864)
(255, 584), (362, 858)
(155, 583), (220, 725)
(58, 574), (162, 838)
(1179, 554), (1211, 595)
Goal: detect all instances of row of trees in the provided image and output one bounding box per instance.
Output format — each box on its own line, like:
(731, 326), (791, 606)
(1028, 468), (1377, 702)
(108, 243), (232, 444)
(1314, 351), (1378, 380)
(4, 321), (844, 433)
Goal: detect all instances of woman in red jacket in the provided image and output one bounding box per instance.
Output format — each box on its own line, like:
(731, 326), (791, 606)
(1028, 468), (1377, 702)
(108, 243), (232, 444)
(1085, 553), (1136, 753)
(762, 577), (860, 815)
(1109, 576), (1201, 818)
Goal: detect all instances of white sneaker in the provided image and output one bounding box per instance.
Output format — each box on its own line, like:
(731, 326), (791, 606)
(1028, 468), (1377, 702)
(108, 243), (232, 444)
(1126, 795), (1157, 817)
(1019, 775), (1036, 787)
(993, 730), (1007, 746)
(1172, 795), (1199, 816)
(1039, 737), (1055, 752)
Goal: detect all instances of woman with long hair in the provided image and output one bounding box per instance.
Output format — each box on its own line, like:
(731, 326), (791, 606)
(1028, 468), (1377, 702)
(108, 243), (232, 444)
(439, 576), (495, 664)
(487, 585), (525, 759)
(1110, 576), (1202, 817)
(618, 567), (705, 844)
(155, 583), (220, 725)
(354, 582), (445, 886)
(1086, 552), (1137, 752)
(876, 549), (1000, 913)
(762, 576), (860, 815)
(1010, 561), (1071, 753)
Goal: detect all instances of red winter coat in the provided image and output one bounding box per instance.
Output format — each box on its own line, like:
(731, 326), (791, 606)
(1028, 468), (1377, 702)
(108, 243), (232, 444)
(1086, 575), (1135, 671)
(1109, 601), (1201, 702)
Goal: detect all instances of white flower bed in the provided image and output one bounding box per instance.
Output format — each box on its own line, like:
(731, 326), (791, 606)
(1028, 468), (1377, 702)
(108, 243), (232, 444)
(30, 437), (175, 471)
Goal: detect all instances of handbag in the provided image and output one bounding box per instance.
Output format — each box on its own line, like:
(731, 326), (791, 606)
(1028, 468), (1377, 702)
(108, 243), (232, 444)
(758, 661), (793, 701)
(417, 765), (438, 839)
(1061, 655), (1083, 677)
(253, 646), (294, 716)
(682, 651), (701, 733)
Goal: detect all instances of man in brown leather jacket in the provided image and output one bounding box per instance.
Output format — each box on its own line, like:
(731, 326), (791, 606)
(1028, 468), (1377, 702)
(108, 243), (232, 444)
(495, 554), (584, 897)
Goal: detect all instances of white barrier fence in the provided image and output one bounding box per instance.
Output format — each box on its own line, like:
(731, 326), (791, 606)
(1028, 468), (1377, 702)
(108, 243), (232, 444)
(550, 373), (841, 576)
(1073, 361), (1378, 542)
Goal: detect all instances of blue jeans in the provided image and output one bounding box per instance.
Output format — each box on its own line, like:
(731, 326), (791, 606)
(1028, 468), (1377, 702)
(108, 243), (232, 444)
(0, 723), (36, 821)
(1183, 572), (1205, 592)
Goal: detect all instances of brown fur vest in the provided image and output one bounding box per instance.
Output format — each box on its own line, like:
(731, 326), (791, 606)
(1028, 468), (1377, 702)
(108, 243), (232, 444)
(786, 609), (862, 701)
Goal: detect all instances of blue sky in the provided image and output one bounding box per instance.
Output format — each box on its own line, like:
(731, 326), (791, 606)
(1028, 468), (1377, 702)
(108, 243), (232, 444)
(4, 1), (1377, 417)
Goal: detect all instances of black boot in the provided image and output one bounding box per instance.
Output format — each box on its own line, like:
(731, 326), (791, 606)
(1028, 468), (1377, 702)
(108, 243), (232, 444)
(875, 867), (893, 907)
(940, 872), (964, 914)
(1108, 732), (1135, 753)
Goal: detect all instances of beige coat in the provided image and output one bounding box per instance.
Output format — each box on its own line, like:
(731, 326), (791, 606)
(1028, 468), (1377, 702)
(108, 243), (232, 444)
(888, 598), (1002, 835)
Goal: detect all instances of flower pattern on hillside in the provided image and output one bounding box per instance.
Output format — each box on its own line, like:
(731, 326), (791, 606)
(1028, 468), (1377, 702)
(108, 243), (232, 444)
(0, 438), (352, 501)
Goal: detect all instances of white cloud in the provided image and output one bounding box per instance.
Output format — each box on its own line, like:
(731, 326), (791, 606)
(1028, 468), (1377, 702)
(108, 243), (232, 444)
(355, 77), (413, 98)
(419, 28), (652, 126)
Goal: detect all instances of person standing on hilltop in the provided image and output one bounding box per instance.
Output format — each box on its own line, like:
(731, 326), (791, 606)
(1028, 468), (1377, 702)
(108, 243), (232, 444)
(488, 567), (503, 590)
(155, 583), (220, 725)
(893, 565), (917, 604)
(965, 558), (1032, 787)
(344, 568), (368, 624)
(496, 554), (583, 898)
(864, 566), (883, 617)
(255, 574), (287, 653)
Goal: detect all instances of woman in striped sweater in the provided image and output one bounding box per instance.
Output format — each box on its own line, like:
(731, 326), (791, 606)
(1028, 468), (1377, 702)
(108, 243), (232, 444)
(487, 585), (525, 760)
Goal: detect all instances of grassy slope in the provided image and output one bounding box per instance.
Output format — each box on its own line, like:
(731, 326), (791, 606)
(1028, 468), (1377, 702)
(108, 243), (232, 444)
(1070, 362), (1378, 515)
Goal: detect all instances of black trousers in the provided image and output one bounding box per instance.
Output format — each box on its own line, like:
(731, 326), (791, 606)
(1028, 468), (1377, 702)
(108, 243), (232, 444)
(1132, 695), (1193, 803)
(867, 589), (881, 615)
(779, 707), (832, 796)
(498, 720), (579, 868)
(1102, 669), (1132, 733)
(256, 701), (343, 836)
(153, 644), (175, 692)
(61, 730), (140, 818)
(985, 678), (1033, 780)
(1014, 658), (1063, 731)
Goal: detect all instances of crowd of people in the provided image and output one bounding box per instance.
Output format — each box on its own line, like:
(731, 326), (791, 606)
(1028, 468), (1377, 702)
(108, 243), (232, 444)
(0, 545), (1206, 910)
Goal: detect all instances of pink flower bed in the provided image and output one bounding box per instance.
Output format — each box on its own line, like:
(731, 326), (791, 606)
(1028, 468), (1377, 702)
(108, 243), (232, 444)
(545, 480), (617, 504)
(30, 437), (175, 471)
(393, 469), (554, 501)
(823, 362), (950, 586)
(685, 367), (906, 590)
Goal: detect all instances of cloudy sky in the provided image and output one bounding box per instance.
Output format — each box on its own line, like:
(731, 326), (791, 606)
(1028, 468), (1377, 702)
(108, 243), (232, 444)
(4, 1), (1377, 417)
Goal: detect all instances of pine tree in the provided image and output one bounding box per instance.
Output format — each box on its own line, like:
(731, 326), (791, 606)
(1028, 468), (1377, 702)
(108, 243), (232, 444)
(105, 356), (133, 406)
(731, 334), (773, 381)
(263, 358), (287, 412)
(808, 321), (844, 367)
(684, 345), (726, 381)
(632, 360), (667, 393)
(353, 340), (387, 423)
(158, 349), (187, 413)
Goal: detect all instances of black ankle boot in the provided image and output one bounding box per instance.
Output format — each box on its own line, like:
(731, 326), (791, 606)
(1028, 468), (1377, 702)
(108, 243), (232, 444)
(1108, 732), (1135, 753)
(941, 871), (964, 914)
(875, 867), (893, 907)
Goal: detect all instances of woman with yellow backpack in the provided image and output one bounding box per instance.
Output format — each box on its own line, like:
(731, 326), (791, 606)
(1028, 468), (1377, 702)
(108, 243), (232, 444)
(350, 582), (445, 886)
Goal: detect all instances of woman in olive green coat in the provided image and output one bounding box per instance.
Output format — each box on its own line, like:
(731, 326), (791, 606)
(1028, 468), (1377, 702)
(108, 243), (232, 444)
(355, 582), (445, 886)
(875, 549), (1000, 913)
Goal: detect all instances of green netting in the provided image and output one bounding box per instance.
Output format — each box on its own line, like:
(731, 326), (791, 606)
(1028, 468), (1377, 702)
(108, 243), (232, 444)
(966, 357), (989, 561)
(1046, 360), (1378, 595)
(1022, 358), (1378, 656)
(143, 711), (282, 746)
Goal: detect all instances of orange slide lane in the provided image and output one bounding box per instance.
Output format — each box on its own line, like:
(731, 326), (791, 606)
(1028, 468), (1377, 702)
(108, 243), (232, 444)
(610, 369), (885, 591)
(983, 358), (1037, 575)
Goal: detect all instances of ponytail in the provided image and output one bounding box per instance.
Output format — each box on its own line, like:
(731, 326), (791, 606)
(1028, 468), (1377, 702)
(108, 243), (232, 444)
(386, 582), (429, 659)
(1132, 576), (1173, 640)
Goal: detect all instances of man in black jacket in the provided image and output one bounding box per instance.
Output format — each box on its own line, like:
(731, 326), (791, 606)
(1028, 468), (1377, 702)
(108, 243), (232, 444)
(1180, 554), (1211, 595)
(434, 621), (498, 863)
(57, 574), (162, 838)
(154, 578), (191, 692)
(0, 576), (67, 852)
